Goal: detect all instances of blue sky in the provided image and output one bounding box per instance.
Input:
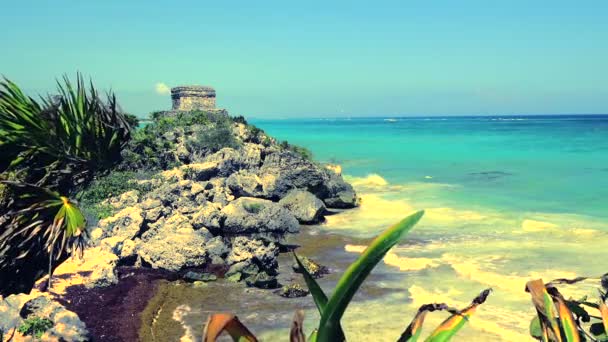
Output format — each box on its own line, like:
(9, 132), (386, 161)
(2, 1), (607, 117)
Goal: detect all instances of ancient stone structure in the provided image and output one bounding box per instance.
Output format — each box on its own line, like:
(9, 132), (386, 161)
(171, 86), (216, 111)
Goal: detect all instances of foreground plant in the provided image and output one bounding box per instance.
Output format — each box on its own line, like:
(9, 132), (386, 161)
(0, 73), (134, 192)
(0, 182), (87, 294)
(526, 276), (608, 342)
(203, 211), (492, 341)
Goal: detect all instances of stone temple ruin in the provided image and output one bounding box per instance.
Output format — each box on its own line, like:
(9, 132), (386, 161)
(171, 85), (216, 111)
(161, 85), (226, 115)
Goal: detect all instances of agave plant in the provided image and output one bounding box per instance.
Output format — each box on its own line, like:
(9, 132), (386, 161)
(526, 276), (608, 342)
(202, 211), (492, 341)
(0, 182), (87, 295)
(0, 73), (133, 192)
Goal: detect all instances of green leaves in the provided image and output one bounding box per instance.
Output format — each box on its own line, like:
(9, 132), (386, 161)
(316, 210), (424, 342)
(0, 73), (133, 191)
(0, 182), (88, 295)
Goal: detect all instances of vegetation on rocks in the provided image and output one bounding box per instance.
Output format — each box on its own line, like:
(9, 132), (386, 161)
(17, 316), (53, 339)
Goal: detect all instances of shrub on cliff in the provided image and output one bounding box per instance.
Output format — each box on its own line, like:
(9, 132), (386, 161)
(77, 170), (155, 220)
(120, 110), (241, 170)
(280, 140), (313, 160)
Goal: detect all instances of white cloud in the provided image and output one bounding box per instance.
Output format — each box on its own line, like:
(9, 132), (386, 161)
(155, 82), (171, 95)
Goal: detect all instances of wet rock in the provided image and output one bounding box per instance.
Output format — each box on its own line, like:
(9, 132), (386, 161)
(221, 197), (299, 236)
(323, 187), (358, 209)
(279, 189), (326, 224)
(245, 271), (279, 289)
(292, 256), (329, 279)
(183, 271), (217, 282)
(278, 283), (309, 298)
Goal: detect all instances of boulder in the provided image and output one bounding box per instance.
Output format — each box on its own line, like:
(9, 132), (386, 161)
(279, 190), (326, 224)
(203, 148), (250, 177)
(226, 237), (279, 270)
(226, 170), (264, 198)
(137, 222), (212, 271)
(221, 197), (299, 236)
(245, 271), (279, 289)
(192, 203), (225, 231)
(259, 150), (358, 208)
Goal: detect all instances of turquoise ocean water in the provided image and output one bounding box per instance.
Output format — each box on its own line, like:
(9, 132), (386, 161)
(247, 115), (608, 341)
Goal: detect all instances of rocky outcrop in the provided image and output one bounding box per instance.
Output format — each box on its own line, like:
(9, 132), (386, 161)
(279, 189), (326, 224)
(83, 113), (357, 289)
(258, 150), (358, 208)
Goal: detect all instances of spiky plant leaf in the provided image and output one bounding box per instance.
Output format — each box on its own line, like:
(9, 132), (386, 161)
(293, 253), (345, 341)
(316, 210), (425, 342)
(526, 279), (563, 342)
(552, 291), (581, 342)
(599, 297), (608, 338)
(424, 288), (492, 342)
(398, 303), (450, 342)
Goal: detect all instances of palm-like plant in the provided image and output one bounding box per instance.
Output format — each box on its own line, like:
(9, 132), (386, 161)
(0, 74), (129, 295)
(0, 182), (86, 294)
(0, 73), (133, 192)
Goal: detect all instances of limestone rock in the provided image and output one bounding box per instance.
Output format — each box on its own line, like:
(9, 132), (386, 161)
(205, 236), (230, 264)
(221, 197), (299, 236)
(192, 203), (225, 231)
(137, 227), (212, 271)
(259, 150), (358, 208)
(182, 162), (220, 181)
(226, 170), (264, 198)
(0, 294), (89, 341)
(279, 189), (326, 224)
(107, 190), (139, 210)
(98, 206), (144, 240)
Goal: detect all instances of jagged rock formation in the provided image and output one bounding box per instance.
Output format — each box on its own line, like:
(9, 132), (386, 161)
(88, 111), (359, 288)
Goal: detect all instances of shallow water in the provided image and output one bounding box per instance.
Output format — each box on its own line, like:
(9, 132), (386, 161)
(243, 115), (608, 341)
